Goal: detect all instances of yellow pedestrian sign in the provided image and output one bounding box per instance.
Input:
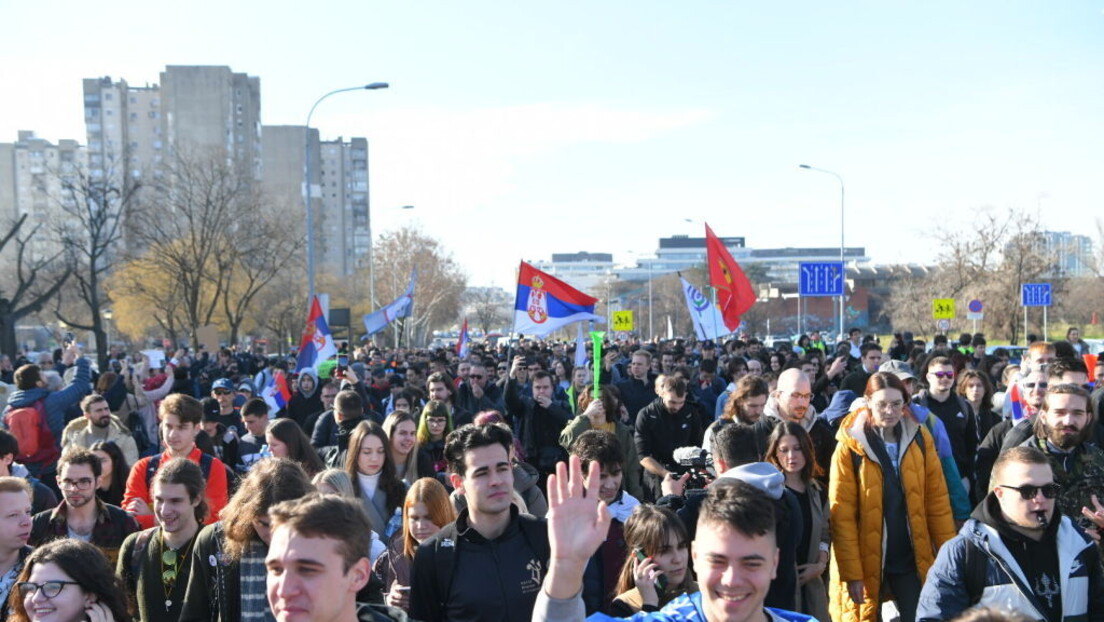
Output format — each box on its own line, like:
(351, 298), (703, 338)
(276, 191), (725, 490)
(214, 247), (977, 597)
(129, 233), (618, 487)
(932, 299), (955, 320)
(612, 310), (634, 332)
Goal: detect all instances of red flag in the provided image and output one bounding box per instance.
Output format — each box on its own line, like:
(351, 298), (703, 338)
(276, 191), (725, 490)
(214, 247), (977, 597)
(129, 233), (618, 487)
(705, 223), (755, 332)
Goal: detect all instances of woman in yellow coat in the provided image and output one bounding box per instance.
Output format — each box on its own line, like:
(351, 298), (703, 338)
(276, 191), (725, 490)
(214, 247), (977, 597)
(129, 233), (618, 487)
(829, 372), (956, 622)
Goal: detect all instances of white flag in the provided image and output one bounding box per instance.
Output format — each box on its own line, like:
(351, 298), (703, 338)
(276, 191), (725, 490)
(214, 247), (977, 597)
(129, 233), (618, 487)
(680, 276), (727, 341)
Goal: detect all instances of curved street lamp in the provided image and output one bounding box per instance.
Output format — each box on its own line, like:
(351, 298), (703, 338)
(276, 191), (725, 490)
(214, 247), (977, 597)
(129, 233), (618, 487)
(304, 83), (390, 301)
(799, 164), (846, 340)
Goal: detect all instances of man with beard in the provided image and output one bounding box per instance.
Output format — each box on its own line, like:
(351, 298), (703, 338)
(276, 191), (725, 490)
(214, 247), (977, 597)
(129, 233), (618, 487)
(976, 364), (1068, 495)
(753, 369), (834, 479)
(634, 375), (704, 502)
(30, 447), (139, 565)
(702, 375), (769, 456)
(1022, 384), (1104, 530)
(61, 394), (140, 465)
(918, 446), (1104, 621)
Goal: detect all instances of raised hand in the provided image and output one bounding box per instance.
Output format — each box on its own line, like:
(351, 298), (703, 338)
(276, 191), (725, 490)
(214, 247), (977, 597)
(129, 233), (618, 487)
(544, 455), (612, 599)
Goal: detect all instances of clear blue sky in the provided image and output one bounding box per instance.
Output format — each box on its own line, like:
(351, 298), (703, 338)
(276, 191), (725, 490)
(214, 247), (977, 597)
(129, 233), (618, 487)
(3, 1), (1101, 290)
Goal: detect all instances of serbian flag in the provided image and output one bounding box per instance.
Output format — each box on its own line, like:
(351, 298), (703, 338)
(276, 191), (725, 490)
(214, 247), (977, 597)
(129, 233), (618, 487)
(262, 371), (293, 414)
(456, 319), (470, 358)
(296, 295), (337, 373)
(513, 262), (602, 336)
(1008, 383), (1027, 422)
(705, 223), (756, 332)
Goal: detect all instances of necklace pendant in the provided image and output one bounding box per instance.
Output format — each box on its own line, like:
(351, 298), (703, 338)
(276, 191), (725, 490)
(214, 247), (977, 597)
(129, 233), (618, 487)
(165, 598), (172, 611)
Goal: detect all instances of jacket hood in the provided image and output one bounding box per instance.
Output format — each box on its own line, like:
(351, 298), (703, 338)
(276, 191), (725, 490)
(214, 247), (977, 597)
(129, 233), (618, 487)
(297, 369), (319, 398)
(836, 406), (921, 464)
(822, 390), (858, 425)
(763, 397), (819, 433)
(719, 462), (784, 500)
(6, 387), (49, 409)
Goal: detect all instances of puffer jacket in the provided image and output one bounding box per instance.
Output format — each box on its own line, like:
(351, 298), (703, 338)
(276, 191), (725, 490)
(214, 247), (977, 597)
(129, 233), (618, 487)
(917, 496), (1104, 622)
(828, 407), (956, 622)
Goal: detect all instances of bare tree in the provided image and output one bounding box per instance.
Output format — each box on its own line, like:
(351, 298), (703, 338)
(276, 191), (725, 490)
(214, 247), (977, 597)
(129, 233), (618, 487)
(51, 161), (139, 368)
(884, 207), (1050, 343)
(371, 225), (467, 347)
(218, 197), (305, 345)
(463, 287), (510, 334)
(129, 149), (247, 345)
(0, 215), (71, 355)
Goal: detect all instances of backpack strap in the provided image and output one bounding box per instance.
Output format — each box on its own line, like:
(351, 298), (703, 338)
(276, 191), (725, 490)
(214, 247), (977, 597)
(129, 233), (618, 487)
(517, 515), (551, 570)
(963, 536), (986, 605)
(433, 523), (460, 613)
(128, 528), (157, 586)
(144, 454), (163, 489)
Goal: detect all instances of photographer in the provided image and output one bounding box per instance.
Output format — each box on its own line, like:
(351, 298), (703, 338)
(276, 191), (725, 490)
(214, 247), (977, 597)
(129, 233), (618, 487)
(656, 423), (802, 611)
(634, 375), (703, 502)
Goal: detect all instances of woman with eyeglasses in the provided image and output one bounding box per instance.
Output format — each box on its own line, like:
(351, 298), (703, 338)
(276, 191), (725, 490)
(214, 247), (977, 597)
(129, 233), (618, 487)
(416, 400), (453, 475)
(11, 539), (129, 622)
(828, 372), (956, 622)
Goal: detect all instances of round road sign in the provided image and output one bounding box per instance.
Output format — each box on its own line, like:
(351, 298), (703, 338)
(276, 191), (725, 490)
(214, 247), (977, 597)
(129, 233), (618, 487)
(968, 299), (983, 313)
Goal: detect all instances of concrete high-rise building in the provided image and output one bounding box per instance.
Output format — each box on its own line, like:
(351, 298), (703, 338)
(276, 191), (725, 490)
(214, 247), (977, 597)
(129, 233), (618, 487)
(159, 66), (261, 180)
(318, 137), (370, 274)
(261, 128), (372, 275)
(82, 77), (161, 183)
(83, 65), (261, 187)
(260, 124), (320, 251)
(0, 131), (85, 261)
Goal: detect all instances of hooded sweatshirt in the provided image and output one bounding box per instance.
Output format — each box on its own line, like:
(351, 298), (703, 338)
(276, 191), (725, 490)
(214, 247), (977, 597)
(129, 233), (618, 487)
(286, 369), (323, 428)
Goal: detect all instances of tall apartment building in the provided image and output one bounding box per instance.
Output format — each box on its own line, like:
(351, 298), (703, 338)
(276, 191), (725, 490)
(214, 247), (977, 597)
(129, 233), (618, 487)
(260, 124), (321, 250)
(0, 131), (85, 261)
(83, 65), (261, 186)
(319, 137), (370, 274)
(261, 129), (371, 275)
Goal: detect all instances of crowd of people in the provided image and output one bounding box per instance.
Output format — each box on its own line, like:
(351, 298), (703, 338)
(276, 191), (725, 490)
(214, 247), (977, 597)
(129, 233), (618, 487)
(0, 325), (1101, 622)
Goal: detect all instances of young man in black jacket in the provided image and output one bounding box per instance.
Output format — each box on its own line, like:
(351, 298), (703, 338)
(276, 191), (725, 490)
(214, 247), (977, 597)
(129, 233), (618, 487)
(411, 423), (549, 622)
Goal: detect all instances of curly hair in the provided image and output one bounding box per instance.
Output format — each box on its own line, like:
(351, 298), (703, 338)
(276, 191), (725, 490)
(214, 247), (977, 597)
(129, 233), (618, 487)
(220, 458), (314, 560)
(9, 539), (130, 622)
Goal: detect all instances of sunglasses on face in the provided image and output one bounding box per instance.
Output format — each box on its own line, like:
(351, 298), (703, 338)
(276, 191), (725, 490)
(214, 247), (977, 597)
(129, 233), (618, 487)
(1023, 382), (1048, 390)
(931, 371), (955, 379)
(213, 389), (232, 396)
(469, 374), (484, 380)
(998, 483), (1061, 500)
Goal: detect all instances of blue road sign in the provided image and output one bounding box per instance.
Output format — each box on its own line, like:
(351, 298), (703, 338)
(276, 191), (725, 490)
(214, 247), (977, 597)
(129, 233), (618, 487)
(1021, 283), (1052, 307)
(799, 262), (845, 297)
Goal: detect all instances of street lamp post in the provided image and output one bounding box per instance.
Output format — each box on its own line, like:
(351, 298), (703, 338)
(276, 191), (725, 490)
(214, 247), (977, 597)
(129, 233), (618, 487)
(304, 82), (389, 302)
(799, 164), (846, 340)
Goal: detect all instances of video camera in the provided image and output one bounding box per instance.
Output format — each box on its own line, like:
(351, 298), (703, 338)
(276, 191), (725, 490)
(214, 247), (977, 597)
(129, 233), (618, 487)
(671, 446), (715, 491)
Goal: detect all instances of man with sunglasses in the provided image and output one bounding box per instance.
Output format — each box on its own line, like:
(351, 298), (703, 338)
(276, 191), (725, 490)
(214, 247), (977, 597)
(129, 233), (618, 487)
(977, 360), (1094, 495)
(916, 356), (979, 497)
(976, 366), (1052, 495)
(918, 445), (1104, 621)
(209, 378), (243, 434)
